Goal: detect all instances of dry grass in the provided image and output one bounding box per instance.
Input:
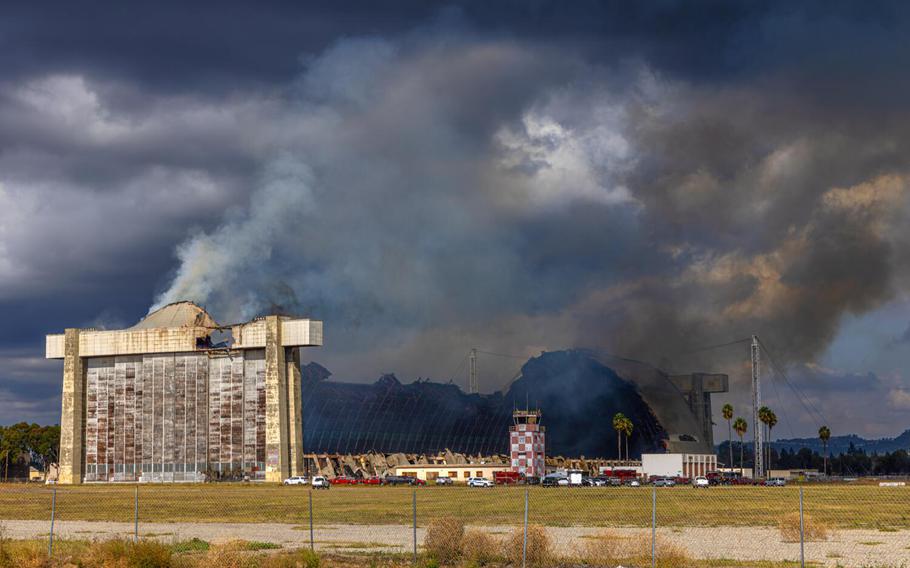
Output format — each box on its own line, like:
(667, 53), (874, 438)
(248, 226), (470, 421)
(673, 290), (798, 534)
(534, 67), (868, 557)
(461, 530), (499, 565)
(581, 530), (692, 568)
(2, 484), (909, 530)
(778, 512), (830, 543)
(423, 517), (464, 563)
(504, 525), (550, 567)
(80, 539), (174, 567)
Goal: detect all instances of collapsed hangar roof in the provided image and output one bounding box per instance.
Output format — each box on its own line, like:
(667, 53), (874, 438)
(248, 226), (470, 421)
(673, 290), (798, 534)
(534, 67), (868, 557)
(129, 301), (219, 330)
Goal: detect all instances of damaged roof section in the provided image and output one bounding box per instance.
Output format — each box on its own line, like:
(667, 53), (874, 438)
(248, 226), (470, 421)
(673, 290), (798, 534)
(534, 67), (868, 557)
(129, 301), (219, 330)
(46, 301), (323, 359)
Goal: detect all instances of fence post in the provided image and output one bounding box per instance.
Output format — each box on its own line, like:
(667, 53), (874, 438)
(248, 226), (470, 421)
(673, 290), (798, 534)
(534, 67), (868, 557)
(522, 487), (529, 568)
(651, 485), (656, 568)
(308, 490), (314, 551)
(48, 486), (56, 557)
(799, 487), (805, 568)
(412, 488), (417, 565)
(134, 485), (139, 543)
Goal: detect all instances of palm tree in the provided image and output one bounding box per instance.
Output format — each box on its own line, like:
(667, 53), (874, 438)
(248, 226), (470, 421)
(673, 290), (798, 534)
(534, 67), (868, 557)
(733, 417), (748, 476)
(766, 411), (778, 471)
(759, 406), (771, 477)
(613, 413), (627, 461)
(819, 425), (831, 476)
(622, 417), (634, 461)
(722, 404), (734, 472)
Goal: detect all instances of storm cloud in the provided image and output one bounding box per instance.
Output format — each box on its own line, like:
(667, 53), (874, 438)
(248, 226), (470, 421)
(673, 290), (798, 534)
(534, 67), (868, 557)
(2, 1), (910, 438)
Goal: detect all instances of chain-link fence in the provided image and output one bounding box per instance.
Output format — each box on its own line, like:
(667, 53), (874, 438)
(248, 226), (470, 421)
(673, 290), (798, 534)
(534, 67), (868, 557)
(1, 481), (909, 567)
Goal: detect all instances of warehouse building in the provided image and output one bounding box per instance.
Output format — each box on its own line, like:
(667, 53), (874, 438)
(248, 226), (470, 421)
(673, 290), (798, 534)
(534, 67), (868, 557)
(391, 463), (510, 482)
(46, 302), (322, 484)
(641, 452), (718, 479)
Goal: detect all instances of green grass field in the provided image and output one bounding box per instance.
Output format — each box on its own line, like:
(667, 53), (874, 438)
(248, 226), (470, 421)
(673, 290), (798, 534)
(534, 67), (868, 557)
(1, 484), (907, 529)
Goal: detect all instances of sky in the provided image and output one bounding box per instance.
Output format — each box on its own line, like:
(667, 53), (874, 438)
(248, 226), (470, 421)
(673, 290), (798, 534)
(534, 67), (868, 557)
(1, 1), (909, 439)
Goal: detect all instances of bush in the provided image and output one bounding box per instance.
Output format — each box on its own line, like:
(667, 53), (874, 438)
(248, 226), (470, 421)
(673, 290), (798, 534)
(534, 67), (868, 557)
(582, 531), (690, 568)
(779, 512), (829, 542)
(79, 538), (173, 568)
(193, 542), (256, 568)
(0, 540), (48, 568)
(423, 518), (464, 564)
(581, 531), (627, 565)
(504, 525), (550, 567)
(260, 549), (320, 568)
(460, 530), (498, 566)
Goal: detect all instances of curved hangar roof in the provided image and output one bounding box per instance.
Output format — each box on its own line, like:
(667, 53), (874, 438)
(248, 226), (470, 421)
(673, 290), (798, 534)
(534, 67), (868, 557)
(129, 301), (220, 330)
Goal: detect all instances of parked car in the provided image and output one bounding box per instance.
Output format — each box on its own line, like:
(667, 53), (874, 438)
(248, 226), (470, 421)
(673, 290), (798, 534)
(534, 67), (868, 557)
(652, 477), (676, 487)
(627, 479), (641, 487)
(467, 477), (494, 488)
(541, 475), (569, 487)
(693, 476), (710, 488)
(360, 476), (381, 485)
(312, 476), (330, 489)
(435, 476), (454, 485)
(765, 477), (787, 487)
(283, 476), (309, 486)
(382, 475), (416, 486)
(331, 476), (359, 485)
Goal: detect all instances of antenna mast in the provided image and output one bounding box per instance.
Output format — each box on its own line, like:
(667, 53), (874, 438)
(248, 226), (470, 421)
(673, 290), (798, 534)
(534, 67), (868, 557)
(751, 335), (764, 479)
(469, 348), (478, 394)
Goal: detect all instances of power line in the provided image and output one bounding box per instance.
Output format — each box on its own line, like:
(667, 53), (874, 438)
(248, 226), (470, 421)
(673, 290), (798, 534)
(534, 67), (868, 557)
(687, 338), (753, 354)
(475, 349), (529, 360)
(757, 338), (829, 427)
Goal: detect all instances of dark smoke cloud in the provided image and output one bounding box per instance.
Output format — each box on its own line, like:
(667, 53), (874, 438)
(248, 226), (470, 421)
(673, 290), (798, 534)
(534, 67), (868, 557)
(148, 33), (910, 390)
(3, 2), (910, 438)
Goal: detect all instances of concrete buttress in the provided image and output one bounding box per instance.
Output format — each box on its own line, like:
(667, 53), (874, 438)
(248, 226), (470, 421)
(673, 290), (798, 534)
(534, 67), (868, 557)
(59, 329), (84, 484)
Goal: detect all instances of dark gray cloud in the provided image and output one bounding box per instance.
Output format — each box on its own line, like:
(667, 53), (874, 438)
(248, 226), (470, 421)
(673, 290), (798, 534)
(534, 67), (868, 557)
(2, 2), (910, 439)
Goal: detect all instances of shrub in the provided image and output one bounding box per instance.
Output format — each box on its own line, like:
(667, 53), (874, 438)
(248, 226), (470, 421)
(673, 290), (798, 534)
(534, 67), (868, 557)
(504, 525), (550, 567)
(779, 512), (829, 542)
(582, 531), (690, 568)
(461, 530), (498, 565)
(79, 538), (173, 568)
(581, 531), (628, 565)
(193, 542), (256, 568)
(423, 517), (464, 564)
(171, 538), (210, 553)
(0, 541), (48, 568)
(259, 549), (320, 568)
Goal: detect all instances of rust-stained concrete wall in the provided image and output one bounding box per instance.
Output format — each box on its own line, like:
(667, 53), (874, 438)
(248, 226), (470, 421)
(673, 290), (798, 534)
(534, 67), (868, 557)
(264, 316), (289, 482)
(83, 350), (270, 482)
(286, 348), (303, 476)
(59, 329), (84, 484)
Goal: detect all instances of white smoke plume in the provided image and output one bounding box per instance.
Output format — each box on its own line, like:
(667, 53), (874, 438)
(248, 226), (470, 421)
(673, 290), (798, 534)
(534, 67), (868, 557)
(149, 31), (910, 399)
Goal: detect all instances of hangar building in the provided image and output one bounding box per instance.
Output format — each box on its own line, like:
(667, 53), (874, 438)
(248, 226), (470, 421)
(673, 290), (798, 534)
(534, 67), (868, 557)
(45, 302), (323, 484)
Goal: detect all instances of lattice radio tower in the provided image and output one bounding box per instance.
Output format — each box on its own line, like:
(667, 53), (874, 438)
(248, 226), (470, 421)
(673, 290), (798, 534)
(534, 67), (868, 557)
(751, 335), (765, 479)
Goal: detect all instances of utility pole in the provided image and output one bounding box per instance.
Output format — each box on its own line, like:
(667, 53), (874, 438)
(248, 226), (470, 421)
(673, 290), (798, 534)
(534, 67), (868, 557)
(751, 335), (764, 479)
(469, 348), (478, 394)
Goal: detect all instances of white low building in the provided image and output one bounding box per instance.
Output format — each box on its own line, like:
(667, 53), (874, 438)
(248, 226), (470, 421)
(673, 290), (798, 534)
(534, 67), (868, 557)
(641, 453), (717, 478)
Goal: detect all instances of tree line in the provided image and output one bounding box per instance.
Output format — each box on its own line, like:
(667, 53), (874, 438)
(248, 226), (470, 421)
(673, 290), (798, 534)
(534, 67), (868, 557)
(716, 441), (910, 476)
(0, 423), (60, 480)
(719, 403), (835, 475)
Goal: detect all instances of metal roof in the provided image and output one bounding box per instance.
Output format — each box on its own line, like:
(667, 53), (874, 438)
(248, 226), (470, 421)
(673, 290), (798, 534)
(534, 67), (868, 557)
(129, 301), (219, 330)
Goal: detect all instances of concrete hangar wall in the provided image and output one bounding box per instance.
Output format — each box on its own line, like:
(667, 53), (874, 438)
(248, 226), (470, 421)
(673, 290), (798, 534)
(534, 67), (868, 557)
(46, 302), (322, 484)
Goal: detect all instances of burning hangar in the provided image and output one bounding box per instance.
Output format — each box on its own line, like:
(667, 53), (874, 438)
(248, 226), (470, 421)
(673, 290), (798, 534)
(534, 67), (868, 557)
(45, 302), (323, 484)
(46, 302), (728, 483)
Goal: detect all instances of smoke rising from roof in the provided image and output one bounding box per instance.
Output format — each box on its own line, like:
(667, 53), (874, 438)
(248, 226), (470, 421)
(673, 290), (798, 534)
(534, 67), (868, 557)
(150, 28), (910, 394)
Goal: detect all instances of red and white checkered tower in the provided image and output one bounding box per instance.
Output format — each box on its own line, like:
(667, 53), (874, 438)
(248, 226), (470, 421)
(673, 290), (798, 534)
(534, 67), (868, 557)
(510, 408), (545, 478)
